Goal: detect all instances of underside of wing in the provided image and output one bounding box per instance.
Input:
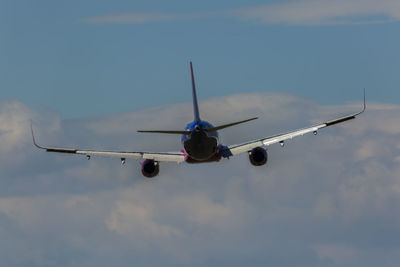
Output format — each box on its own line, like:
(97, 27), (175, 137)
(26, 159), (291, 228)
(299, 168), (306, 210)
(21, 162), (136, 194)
(226, 91), (366, 156)
(31, 126), (185, 163)
(227, 123), (326, 156)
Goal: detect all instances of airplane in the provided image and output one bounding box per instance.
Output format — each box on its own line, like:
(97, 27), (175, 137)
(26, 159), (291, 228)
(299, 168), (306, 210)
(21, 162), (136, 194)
(31, 62), (366, 178)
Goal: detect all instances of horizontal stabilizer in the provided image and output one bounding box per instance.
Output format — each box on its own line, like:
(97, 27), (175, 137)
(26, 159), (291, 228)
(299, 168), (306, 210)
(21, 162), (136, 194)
(205, 117), (258, 133)
(137, 130), (191, 135)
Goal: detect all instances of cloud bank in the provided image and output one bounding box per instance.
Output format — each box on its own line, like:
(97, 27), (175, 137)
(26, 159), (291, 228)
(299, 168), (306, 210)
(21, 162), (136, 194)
(232, 0), (400, 25)
(1, 93), (400, 266)
(82, 12), (182, 24)
(82, 11), (208, 24)
(82, 0), (400, 26)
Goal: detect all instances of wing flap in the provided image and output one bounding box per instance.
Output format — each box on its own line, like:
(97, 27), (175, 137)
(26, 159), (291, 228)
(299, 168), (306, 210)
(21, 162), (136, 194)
(80, 150), (185, 162)
(47, 148), (185, 163)
(142, 152), (185, 162)
(76, 150), (142, 159)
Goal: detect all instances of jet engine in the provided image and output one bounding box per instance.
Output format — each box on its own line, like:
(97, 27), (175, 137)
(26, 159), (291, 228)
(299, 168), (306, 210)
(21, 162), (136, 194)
(141, 159), (160, 178)
(248, 147), (268, 166)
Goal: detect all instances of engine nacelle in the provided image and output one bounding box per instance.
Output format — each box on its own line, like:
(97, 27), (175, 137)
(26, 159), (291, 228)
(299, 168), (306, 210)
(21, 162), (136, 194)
(248, 147), (268, 166)
(141, 159), (160, 178)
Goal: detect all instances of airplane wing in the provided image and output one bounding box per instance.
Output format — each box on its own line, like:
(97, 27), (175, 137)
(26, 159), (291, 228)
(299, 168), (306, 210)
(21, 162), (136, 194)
(31, 126), (185, 163)
(226, 94), (366, 156)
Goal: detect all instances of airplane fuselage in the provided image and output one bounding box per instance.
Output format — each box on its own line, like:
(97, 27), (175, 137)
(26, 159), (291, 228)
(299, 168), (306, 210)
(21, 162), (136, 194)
(181, 120), (220, 162)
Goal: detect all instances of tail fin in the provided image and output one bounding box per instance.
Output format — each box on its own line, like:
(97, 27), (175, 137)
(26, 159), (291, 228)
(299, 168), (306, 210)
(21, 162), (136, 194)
(190, 62), (201, 122)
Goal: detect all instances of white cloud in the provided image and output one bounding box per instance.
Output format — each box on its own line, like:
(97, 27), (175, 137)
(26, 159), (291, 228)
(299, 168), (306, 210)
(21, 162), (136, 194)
(82, 12), (180, 24)
(81, 0), (400, 26)
(313, 243), (361, 264)
(231, 0), (400, 25)
(106, 200), (183, 239)
(0, 102), (36, 152)
(0, 94), (400, 266)
(169, 193), (233, 226)
(82, 11), (207, 24)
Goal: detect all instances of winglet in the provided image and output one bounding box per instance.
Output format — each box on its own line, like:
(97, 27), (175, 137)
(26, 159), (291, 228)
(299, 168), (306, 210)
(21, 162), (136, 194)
(362, 88), (366, 112)
(31, 121), (47, 149)
(30, 122), (44, 149)
(325, 89), (366, 126)
(190, 61), (201, 122)
(356, 88), (366, 116)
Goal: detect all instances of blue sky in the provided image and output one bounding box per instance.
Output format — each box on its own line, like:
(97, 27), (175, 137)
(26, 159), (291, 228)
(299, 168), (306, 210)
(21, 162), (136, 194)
(1, 0), (399, 118)
(1, 1), (400, 267)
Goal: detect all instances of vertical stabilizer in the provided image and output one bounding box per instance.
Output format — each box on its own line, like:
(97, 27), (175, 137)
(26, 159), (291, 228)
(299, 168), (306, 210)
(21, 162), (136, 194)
(190, 62), (201, 122)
